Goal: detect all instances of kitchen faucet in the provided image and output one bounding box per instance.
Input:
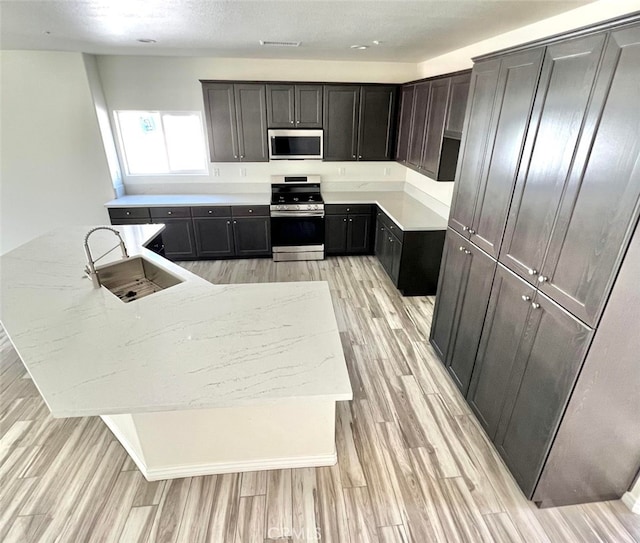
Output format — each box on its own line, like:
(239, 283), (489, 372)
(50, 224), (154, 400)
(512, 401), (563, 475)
(84, 227), (129, 288)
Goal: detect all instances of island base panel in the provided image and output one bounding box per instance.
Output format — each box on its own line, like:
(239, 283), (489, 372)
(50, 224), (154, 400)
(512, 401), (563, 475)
(101, 399), (337, 481)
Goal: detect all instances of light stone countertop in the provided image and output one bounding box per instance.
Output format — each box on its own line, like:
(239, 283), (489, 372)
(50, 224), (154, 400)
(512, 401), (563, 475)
(322, 191), (448, 231)
(105, 190), (447, 231)
(0, 225), (352, 418)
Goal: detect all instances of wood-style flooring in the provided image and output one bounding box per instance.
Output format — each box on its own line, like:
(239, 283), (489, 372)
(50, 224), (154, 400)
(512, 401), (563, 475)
(1, 256), (639, 542)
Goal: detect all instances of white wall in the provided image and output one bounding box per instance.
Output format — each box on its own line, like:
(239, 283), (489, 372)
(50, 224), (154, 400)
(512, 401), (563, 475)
(417, 0), (640, 77)
(95, 56), (418, 193)
(0, 51), (115, 255)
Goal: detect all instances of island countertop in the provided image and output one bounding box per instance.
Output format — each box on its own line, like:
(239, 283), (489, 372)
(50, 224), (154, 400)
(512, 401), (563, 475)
(0, 225), (352, 418)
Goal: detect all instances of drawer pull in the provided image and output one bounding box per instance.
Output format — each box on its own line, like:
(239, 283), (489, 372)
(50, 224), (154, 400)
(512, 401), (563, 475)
(208, 210), (213, 214)
(521, 295), (531, 302)
(531, 302), (540, 309)
(167, 211), (172, 215)
(125, 211), (131, 216)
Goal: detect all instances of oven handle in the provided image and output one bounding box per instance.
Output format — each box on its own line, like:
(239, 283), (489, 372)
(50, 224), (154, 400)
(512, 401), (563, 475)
(270, 210), (325, 218)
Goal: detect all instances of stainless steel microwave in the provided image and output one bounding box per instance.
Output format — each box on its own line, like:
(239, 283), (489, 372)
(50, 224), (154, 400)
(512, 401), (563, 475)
(268, 129), (323, 160)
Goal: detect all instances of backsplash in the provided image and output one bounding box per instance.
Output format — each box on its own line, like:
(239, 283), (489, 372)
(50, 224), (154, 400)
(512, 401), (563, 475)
(123, 160), (406, 194)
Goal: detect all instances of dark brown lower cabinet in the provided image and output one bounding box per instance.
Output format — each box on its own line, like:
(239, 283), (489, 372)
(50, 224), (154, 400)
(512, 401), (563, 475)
(429, 228), (496, 393)
(325, 205), (375, 255)
(492, 289), (593, 498)
(375, 209), (445, 296)
(193, 217), (235, 258)
(467, 265), (536, 440)
(232, 217), (271, 257)
(151, 218), (197, 260)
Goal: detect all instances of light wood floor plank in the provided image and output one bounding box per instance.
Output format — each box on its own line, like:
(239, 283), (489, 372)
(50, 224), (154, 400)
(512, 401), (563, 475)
(146, 477), (192, 543)
(119, 505), (156, 543)
(174, 475), (218, 543)
(266, 469), (293, 540)
(240, 469), (268, 497)
(235, 495), (266, 543)
(344, 486), (380, 543)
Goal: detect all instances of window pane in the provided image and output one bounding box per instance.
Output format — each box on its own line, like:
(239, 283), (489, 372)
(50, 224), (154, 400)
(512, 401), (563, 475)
(116, 111), (169, 174)
(162, 114), (207, 172)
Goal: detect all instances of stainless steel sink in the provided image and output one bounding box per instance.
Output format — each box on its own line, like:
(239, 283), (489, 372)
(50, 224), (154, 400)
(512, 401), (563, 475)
(97, 256), (183, 303)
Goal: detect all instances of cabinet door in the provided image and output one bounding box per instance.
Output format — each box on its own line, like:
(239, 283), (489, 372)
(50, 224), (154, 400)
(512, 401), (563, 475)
(193, 217), (235, 258)
(448, 60), (501, 237)
(347, 214), (372, 254)
(445, 73), (471, 138)
(357, 86), (396, 160)
(266, 84), (295, 127)
(202, 83), (239, 162)
(233, 217), (271, 256)
(323, 85), (360, 160)
(494, 292), (594, 498)
(153, 218), (197, 260)
(430, 229), (471, 362)
(234, 84), (268, 162)
(407, 82), (430, 168)
(499, 34), (607, 283)
(444, 240), (497, 394)
(374, 218), (386, 259)
(295, 85), (323, 128)
(389, 234), (402, 285)
(467, 265), (535, 439)
(325, 215), (348, 254)
(421, 78), (450, 177)
(395, 85), (415, 163)
(470, 48), (544, 258)
(538, 25), (640, 327)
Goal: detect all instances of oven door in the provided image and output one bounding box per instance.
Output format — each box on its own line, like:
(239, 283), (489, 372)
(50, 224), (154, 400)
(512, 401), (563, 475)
(270, 214), (325, 249)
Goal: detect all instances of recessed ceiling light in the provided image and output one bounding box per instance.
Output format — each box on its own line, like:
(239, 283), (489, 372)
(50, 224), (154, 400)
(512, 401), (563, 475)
(372, 40), (383, 45)
(350, 45), (369, 50)
(137, 38), (156, 44)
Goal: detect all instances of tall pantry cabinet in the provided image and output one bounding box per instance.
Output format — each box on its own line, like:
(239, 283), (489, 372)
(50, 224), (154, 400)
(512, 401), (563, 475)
(430, 15), (640, 507)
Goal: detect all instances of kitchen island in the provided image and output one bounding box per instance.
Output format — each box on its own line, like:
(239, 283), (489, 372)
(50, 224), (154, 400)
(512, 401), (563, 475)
(0, 225), (352, 480)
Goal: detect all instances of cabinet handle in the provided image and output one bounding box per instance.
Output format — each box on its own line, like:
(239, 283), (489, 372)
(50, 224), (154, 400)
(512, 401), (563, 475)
(358, 155), (362, 159)
(349, 218), (353, 222)
(249, 209), (253, 213)
(352, 155), (356, 158)
(240, 155), (245, 159)
(290, 120), (294, 124)
(464, 250), (471, 255)
(233, 220), (237, 224)
(462, 226), (468, 231)
(346, 208), (350, 212)
(459, 246), (466, 252)
(125, 211), (131, 215)
(344, 218), (347, 222)
(538, 276), (548, 283)
(167, 211), (172, 215)
(296, 120), (300, 124)
(521, 295), (531, 302)
(208, 210), (213, 214)
(468, 229), (476, 234)
(389, 238), (393, 243)
(528, 268), (538, 276)
(227, 221), (230, 224)
(234, 155), (238, 158)
(531, 302), (540, 309)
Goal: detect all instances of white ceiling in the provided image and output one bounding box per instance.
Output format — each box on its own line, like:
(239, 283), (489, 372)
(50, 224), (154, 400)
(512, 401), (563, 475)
(0, 0), (593, 62)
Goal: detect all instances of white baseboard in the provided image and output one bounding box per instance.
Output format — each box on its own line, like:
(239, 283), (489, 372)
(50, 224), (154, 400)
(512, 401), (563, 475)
(622, 488), (640, 514)
(143, 452), (337, 481)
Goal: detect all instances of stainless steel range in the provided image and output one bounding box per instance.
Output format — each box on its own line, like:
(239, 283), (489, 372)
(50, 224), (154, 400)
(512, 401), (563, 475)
(270, 175), (325, 261)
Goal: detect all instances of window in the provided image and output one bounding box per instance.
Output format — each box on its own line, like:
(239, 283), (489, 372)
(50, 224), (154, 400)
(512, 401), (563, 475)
(114, 111), (207, 175)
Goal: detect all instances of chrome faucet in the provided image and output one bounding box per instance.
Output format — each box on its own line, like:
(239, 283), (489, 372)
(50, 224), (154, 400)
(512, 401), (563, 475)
(84, 227), (129, 288)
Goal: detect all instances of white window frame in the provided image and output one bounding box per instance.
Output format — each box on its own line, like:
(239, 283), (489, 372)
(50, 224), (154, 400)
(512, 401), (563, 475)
(113, 110), (209, 176)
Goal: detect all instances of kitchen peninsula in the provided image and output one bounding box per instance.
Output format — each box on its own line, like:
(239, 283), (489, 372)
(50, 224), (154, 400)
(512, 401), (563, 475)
(0, 225), (352, 480)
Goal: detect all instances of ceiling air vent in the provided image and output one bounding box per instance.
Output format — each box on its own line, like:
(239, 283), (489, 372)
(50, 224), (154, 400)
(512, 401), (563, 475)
(259, 40), (301, 47)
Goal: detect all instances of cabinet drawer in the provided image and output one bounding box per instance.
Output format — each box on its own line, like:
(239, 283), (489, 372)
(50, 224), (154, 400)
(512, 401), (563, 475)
(376, 208), (403, 242)
(326, 204), (373, 215)
(232, 205), (270, 217)
(149, 207), (191, 219)
(191, 206), (232, 218)
(108, 207), (150, 220)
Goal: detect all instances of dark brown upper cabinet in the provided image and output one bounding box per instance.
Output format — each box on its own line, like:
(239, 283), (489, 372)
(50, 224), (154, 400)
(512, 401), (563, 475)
(396, 71), (471, 181)
(266, 84), (322, 128)
(395, 85), (415, 164)
(498, 30), (640, 327)
(449, 49), (544, 258)
(323, 85), (397, 161)
(202, 82), (268, 162)
(444, 73), (471, 138)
